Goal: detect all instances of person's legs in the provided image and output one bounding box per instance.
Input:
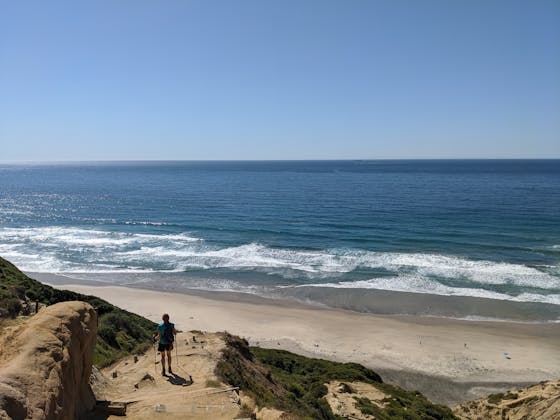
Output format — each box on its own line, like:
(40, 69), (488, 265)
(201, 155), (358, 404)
(167, 348), (173, 373)
(160, 350), (166, 374)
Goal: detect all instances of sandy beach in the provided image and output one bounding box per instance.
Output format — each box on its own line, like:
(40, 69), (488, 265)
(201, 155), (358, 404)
(45, 280), (560, 406)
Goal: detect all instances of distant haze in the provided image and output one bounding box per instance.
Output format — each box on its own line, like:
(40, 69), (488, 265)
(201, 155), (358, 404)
(1, 1), (559, 161)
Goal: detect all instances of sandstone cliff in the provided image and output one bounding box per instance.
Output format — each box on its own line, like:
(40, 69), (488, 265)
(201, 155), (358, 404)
(454, 380), (560, 420)
(0, 301), (97, 420)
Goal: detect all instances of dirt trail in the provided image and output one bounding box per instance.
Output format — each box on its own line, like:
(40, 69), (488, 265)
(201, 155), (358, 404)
(92, 331), (246, 419)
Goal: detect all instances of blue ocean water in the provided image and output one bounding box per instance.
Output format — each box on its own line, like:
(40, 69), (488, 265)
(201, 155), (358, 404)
(0, 160), (559, 307)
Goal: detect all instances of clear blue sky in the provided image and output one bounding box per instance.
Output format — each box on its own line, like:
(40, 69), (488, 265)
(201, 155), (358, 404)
(1, 0), (559, 161)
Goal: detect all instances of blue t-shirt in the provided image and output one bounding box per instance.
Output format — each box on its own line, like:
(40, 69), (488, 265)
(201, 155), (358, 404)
(157, 322), (175, 344)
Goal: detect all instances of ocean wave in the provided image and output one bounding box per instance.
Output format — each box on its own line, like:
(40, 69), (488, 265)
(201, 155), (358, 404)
(119, 243), (351, 273)
(124, 221), (176, 226)
(0, 226), (201, 247)
(115, 243), (560, 288)
(0, 227), (558, 298)
(0, 226), (202, 272)
(138, 277), (264, 295)
(0, 209), (35, 217)
(299, 276), (560, 305)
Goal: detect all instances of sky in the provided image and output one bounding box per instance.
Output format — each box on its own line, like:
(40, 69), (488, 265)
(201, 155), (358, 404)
(1, 0), (559, 161)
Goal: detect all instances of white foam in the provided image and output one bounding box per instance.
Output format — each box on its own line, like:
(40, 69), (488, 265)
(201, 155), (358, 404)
(1, 227), (559, 304)
(301, 276), (560, 305)
(331, 250), (559, 288)
(0, 226), (201, 247)
(0, 226), (202, 272)
(124, 221), (176, 226)
(162, 278), (263, 295)
(0, 209), (35, 216)
(514, 292), (560, 305)
(0, 249), (70, 273)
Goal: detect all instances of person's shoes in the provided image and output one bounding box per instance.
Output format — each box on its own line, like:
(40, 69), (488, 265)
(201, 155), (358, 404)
(168, 367), (173, 375)
(161, 369), (166, 376)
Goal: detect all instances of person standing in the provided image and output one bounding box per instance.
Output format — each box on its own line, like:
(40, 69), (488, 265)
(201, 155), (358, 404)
(154, 313), (177, 375)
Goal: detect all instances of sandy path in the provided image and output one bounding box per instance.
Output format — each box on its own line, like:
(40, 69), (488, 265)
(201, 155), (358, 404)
(94, 332), (242, 419)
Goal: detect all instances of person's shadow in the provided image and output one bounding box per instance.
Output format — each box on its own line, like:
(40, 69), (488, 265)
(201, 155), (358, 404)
(166, 372), (189, 386)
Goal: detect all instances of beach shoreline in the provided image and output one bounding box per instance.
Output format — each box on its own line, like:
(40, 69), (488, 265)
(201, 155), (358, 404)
(38, 273), (560, 406)
(29, 271), (560, 323)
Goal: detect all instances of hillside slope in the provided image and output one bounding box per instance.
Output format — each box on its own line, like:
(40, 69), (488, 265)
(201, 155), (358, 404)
(91, 331), (456, 419)
(0, 257), (156, 367)
(216, 333), (457, 419)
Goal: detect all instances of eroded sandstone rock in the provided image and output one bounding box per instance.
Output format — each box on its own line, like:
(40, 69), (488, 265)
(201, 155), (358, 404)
(0, 301), (97, 419)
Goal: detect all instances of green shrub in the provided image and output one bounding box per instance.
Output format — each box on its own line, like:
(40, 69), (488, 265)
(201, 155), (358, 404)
(487, 392), (518, 405)
(98, 325), (118, 347)
(0, 297), (22, 318)
(235, 403), (254, 419)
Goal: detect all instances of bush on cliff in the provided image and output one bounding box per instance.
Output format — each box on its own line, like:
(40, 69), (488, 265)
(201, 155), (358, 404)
(216, 333), (456, 420)
(0, 257), (156, 367)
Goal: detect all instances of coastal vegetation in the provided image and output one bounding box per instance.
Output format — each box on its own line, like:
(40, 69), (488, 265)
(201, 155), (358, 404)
(0, 256), (155, 367)
(486, 391), (519, 405)
(217, 333), (456, 419)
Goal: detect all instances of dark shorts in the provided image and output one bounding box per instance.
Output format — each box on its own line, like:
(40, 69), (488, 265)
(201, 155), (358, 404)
(158, 342), (173, 352)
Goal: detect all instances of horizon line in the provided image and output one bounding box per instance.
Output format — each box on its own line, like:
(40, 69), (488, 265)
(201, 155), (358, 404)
(2, 157), (560, 165)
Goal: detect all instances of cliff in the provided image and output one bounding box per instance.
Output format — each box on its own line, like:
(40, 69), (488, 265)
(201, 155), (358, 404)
(453, 380), (560, 420)
(0, 256), (155, 367)
(0, 301), (97, 420)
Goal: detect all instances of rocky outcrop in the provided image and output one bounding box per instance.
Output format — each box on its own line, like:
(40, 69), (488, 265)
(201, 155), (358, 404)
(454, 380), (560, 420)
(325, 381), (388, 419)
(0, 301), (97, 419)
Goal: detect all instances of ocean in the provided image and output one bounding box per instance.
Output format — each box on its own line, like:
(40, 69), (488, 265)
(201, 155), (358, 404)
(1, 160), (559, 319)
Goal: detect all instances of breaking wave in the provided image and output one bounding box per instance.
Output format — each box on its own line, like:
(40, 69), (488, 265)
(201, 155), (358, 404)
(0, 226), (558, 304)
(299, 276), (560, 305)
